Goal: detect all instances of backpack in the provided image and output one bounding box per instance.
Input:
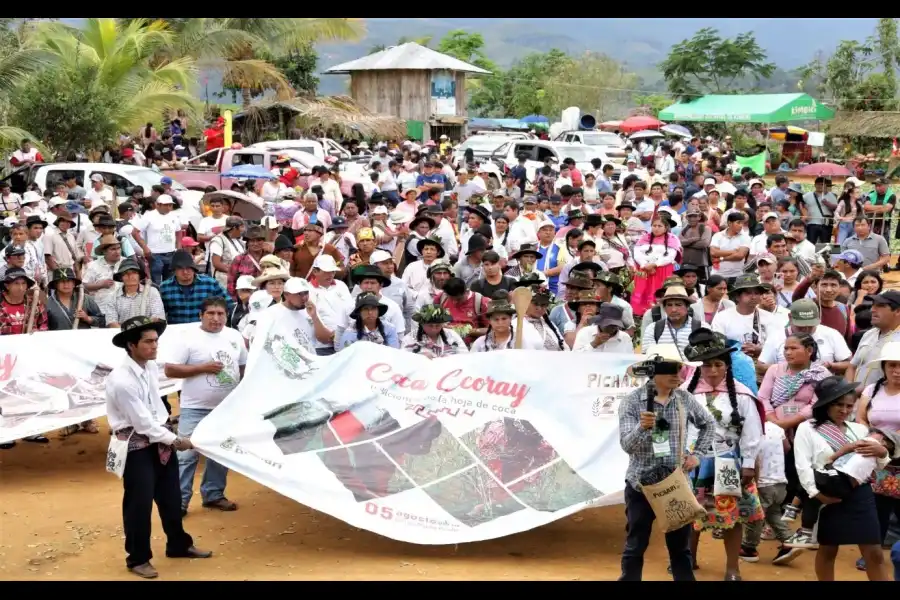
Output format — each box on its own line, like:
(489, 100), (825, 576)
(437, 291), (485, 319)
(653, 317), (703, 344)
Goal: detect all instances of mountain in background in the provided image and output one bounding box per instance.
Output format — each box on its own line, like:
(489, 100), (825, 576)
(59, 18), (882, 102)
(316, 18), (880, 95)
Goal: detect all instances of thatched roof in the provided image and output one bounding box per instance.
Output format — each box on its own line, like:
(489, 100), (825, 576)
(828, 111), (900, 138)
(324, 42), (490, 75)
(234, 95), (407, 142)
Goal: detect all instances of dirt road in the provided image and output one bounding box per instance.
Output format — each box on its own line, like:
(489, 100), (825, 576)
(0, 424), (875, 581)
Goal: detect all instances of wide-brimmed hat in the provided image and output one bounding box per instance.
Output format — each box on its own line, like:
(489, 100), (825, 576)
(729, 273), (766, 295)
(327, 216), (349, 232)
(351, 264), (391, 287)
(465, 234), (488, 256)
(583, 214), (605, 228)
(412, 304), (453, 324)
(416, 234), (445, 258)
(49, 267), (81, 288)
(674, 264), (699, 277)
(350, 292), (387, 320)
(787, 182), (804, 194)
(571, 260), (603, 276)
(113, 259), (143, 282)
(513, 272), (546, 289)
(112, 316), (167, 349)
(243, 225), (266, 241)
(54, 210), (76, 225)
(684, 329), (736, 363)
(593, 271), (623, 294)
(25, 215), (48, 229)
(253, 265), (290, 287)
(427, 261), (452, 278)
(565, 270), (595, 290)
(616, 202), (635, 212)
(567, 289), (602, 311)
(565, 209), (585, 223)
(866, 341), (900, 367)
(2, 267), (34, 287)
(510, 243), (543, 261)
(409, 215), (436, 231)
(641, 343), (701, 368)
(170, 249), (197, 272)
(485, 293), (517, 317)
(591, 303), (626, 330)
(96, 234), (121, 253)
(660, 285), (691, 304)
(465, 204), (491, 223)
(813, 376), (860, 409)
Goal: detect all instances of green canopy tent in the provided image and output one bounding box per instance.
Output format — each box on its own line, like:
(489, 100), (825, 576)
(659, 94), (834, 123)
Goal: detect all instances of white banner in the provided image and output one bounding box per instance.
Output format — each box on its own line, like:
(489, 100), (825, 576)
(0, 325), (191, 444)
(192, 326), (645, 545)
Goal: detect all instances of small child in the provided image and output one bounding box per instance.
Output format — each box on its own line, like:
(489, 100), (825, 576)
(741, 423), (801, 565)
(815, 429), (897, 500)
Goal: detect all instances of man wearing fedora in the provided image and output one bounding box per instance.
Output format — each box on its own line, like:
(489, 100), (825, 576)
(43, 209), (83, 278)
(359, 250), (415, 330)
(106, 316), (211, 578)
(337, 265), (406, 348)
(454, 234), (488, 287)
(641, 285), (708, 353)
(102, 259), (165, 327)
(711, 273), (785, 359)
(82, 234), (124, 308)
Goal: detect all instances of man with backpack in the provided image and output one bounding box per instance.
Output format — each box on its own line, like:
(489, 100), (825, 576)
(640, 285), (708, 352)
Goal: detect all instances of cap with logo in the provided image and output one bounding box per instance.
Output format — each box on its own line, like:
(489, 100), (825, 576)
(790, 299), (820, 327)
(284, 277), (311, 295)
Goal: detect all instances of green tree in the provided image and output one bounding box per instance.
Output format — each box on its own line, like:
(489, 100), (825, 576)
(11, 66), (121, 155)
(633, 94), (674, 117)
(218, 43), (320, 103)
(660, 28), (776, 100)
(542, 52), (638, 119)
(875, 18), (900, 97)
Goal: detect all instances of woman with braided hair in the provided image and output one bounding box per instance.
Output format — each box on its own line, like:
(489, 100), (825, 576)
(631, 214), (682, 317)
(401, 304), (467, 358)
(681, 329), (766, 581)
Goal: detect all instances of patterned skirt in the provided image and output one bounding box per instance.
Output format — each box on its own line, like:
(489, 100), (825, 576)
(691, 455), (765, 530)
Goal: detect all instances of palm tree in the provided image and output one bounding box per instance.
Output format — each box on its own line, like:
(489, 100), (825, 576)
(24, 19), (201, 132)
(0, 19), (52, 151)
(159, 18), (365, 109)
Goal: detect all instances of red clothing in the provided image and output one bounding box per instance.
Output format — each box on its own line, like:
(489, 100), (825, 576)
(278, 167), (300, 187)
(0, 297), (47, 335)
(204, 126), (225, 150)
(569, 167), (584, 188)
(10, 151), (43, 167)
(434, 291), (490, 345)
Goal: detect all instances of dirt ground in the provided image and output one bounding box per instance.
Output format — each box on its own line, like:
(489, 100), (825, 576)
(0, 421), (879, 581)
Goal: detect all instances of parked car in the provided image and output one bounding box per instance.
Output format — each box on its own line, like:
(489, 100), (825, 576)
(553, 130), (628, 162)
(0, 162), (205, 230)
(250, 138), (351, 162)
(450, 136), (510, 172)
(162, 147), (362, 196)
(489, 140), (622, 186)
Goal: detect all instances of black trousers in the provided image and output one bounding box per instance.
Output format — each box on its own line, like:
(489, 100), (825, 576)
(122, 444), (193, 568)
(807, 224), (832, 245)
(620, 483), (695, 581)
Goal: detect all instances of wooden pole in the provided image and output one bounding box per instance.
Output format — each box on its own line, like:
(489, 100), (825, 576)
(511, 287), (533, 350)
(71, 284), (85, 329)
(25, 284), (39, 334)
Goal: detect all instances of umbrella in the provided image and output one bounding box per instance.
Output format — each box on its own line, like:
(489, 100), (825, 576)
(629, 130), (665, 141)
(201, 190), (265, 221)
(619, 115), (662, 134)
(661, 124), (691, 138)
(796, 162), (852, 178)
(598, 120), (623, 130)
(222, 164), (278, 180)
(520, 114), (549, 124)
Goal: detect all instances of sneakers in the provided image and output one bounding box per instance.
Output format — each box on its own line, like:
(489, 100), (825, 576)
(772, 545), (804, 565)
(761, 524), (776, 541)
(781, 505), (800, 522)
(739, 546), (759, 563)
(784, 529), (819, 550)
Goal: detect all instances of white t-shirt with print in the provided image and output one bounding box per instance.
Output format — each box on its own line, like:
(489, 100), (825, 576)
(759, 323), (851, 366)
(711, 307), (786, 346)
(173, 326), (248, 410)
(135, 210), (182, 254)
(757, 424), (787, 488)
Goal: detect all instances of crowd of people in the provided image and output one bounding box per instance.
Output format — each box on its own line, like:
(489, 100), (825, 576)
(1, 125), (899, 581)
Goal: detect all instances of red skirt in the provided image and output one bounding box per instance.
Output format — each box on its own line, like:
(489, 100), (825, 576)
(631, 263), (675, 316)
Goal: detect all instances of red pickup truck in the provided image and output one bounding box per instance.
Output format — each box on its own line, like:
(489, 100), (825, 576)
(162, 147), (360, 196)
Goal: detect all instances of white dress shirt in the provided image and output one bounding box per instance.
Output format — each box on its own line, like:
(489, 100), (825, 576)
(105, 356), (176, 445)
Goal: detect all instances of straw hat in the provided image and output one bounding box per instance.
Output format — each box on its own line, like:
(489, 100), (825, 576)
(642, 343), (701, 367)
(253, 265), (290, 287)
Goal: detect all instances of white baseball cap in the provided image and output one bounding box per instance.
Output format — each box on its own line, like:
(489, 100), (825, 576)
(248, 290), (274, 313)
(703, 177), (717, 186)
(284, 277), (311, 295)
(49, 197), (68, 208)
(312, 254), (340, 272)
(370, 250), (393, 264)
(236, 275), (256, 291)
(156, 194), (174, 204)
(371, 205), (389, 215)
(260, 215), (279, 229)
(89, 173), (104, 182)
(762, 211), (780, 222)
(22, 191), (41, 204)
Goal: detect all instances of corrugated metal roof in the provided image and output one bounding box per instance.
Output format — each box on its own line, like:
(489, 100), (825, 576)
(324, 42), (491, 75)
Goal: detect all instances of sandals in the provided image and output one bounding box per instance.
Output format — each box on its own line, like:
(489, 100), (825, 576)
(202, 498), (238, 511)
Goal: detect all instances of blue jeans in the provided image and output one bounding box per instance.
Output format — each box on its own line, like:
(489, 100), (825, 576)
(150, 251), (175, 285)
(177, 407), (228, 510)
(892, 540), (900, 581)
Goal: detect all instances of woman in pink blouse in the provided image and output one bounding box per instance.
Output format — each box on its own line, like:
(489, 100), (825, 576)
(758, 333), (830, 543)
